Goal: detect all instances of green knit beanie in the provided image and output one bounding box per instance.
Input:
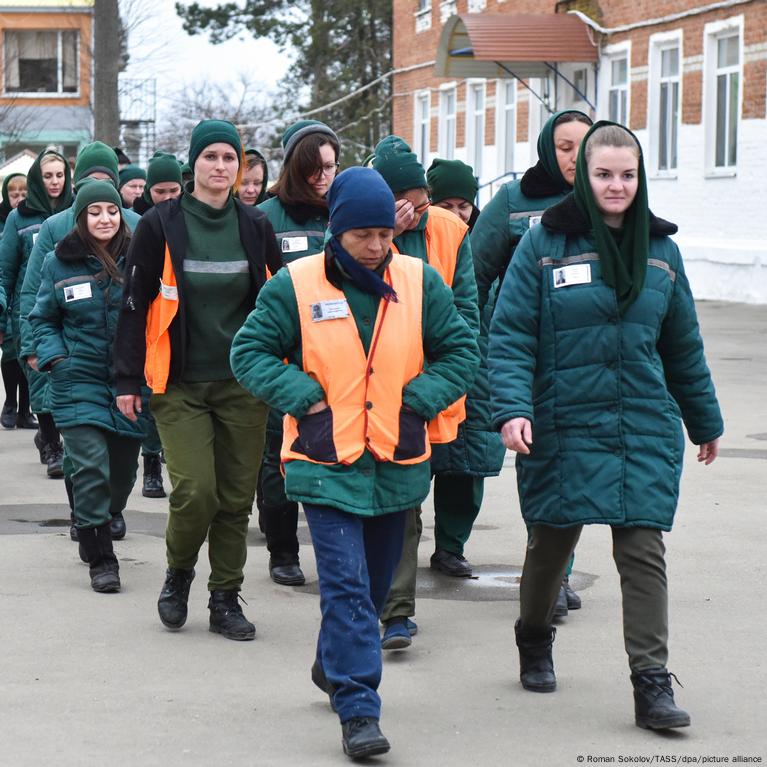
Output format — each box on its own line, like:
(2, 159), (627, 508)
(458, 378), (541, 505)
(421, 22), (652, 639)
(118, 165), (146, 189)
(427, 158), (478, 204)
(146, 152), (182, 189)
(188, 119), (242, 172)
(372, 135), (427, 193)
(74, 141), (119, 187)
(73, 179), (123, 221)
(281, 119), (339, 164)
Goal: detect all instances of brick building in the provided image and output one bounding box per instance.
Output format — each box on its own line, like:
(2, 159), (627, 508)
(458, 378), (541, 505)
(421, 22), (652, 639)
(0, 0), (94, 162)
(392, 0), (767, 303)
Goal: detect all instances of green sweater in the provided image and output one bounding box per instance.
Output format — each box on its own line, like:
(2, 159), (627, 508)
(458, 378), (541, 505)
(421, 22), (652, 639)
(180, 193), (252, 382)
(230, 257), (480, 516)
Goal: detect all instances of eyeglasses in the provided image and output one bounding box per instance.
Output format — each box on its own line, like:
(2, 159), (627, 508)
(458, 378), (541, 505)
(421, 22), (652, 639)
(312, 162), (340, 178)
(412, 198), (431, 215)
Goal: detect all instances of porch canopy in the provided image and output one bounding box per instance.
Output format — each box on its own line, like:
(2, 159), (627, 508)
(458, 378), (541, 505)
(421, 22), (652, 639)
(435, 13), (598, 80)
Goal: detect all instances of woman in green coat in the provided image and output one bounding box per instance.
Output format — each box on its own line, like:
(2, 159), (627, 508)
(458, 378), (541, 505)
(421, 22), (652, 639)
(29, 181), (144, 594)
(0, 150), (72, 475)
(256, 119), (340, 586)
(488, 122), (723, 730)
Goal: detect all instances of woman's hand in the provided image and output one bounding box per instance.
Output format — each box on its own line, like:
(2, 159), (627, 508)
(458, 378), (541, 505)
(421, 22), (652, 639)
(697, 438), (719, 465)
(27, 355), (39, 372)
(305, 399), (329, 415)
(393, 199), (415, 237)
(116, 394), (143, 422)
(501, 417), (533, 454)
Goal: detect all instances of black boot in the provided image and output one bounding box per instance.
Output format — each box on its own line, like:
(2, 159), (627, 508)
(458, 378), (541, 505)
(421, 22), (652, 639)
(33, 430), (46, 464)
(515, 619), (557, 692)
(16, 412), (38, 429)
(78, 525), (120, 593)
(41, 440), (64, 479)
(65, 476), (78, 542)
(341, 718), (390, 760)
(1, 402), (17, 429)
(631, 668), (691, 730)
(311, 659), (336, 711)
(553, 583), (568, 618)
(142, 454), (166, 498)
(563, 576), (581, 610)
(157, 568), (195, 630)
(269, 558), (305, 586)
(109, 511), (126, 540)
(208, 589), (255, 641)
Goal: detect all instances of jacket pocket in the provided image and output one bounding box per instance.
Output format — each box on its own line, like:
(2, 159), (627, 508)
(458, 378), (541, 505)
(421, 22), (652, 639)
(394, 406), (426, 461)
(291, 407), (338, 463)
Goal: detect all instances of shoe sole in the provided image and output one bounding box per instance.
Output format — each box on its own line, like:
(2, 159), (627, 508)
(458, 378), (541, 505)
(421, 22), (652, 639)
(142, 489), (167, 498)
(521, 680), (557, 693)
(158, 612), (187, 631)
(270, 571), (306, 586)
(381, 634), (411, 651)
(209, 625), (255, 641)
(343, 741), (390, 759)
(92, 582), (121, 593)
(47, 468), (64, 479)
(636, 715), (690, 730)
(429, 563), (473, 578)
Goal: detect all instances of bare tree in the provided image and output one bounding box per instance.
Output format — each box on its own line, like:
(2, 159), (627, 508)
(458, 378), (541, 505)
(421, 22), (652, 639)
(93, 0), (122, 143)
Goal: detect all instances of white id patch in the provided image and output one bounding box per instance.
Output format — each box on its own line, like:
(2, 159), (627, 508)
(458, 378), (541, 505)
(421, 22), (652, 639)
(160, 281), (178, 300)
(553, 264), (591, 288)
(311, 299), (350, 322)
(63, 282), (92, 302)
(32, 232), (39, 245)
(282, 236), (308, 253)
(528, 215), (542, 228)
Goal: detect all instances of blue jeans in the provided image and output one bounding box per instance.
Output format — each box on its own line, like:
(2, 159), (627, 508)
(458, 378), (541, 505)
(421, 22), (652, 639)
(304, 504), (407, 723)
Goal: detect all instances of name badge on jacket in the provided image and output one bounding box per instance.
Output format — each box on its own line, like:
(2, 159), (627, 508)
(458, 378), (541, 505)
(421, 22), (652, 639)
(528, 215), (542, 228)
(282, 236), (309, 253)
(160, 281), (178, 300)
(64, 282), (92, 302)
(553, 264), (591, 288)
(311, 299), (350, 322)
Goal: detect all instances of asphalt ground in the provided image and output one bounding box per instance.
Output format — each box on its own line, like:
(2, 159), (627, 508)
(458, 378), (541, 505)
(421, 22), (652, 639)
(0, 300), (765, 767)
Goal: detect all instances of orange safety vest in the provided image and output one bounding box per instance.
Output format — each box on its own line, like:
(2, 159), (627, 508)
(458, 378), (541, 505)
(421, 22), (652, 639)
(144, 245), (179, 394)
(281, 252), (431, 467)
(391, 205), (468, 444)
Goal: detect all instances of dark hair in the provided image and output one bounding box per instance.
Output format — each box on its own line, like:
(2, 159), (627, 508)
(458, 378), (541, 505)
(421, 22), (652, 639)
(553, 112), (593, 130)
(75, 206), (130, 284)
(270, 133), (340, 208)
(245, 153), (267, 174)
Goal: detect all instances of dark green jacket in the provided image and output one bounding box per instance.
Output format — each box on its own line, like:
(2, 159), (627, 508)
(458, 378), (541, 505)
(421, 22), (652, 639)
(230, 251), (480, 516)
(258, 196), (328, 265)
(27, 231), (144, 439)
(488, 196), (724, 531)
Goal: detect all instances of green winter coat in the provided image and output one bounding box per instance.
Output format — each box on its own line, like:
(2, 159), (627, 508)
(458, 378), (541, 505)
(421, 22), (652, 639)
(27, 231), (144, 439)
(230, 250), (480, 517)
(488, 196), (724, 532)
(258, 196), (328, 265)
(394, 208), (497, 475)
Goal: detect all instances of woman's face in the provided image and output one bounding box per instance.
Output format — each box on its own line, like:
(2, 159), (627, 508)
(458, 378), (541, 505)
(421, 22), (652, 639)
(194, 142), (240, 195)
(553, 120), (590, 186)
(7, 178), (27, 208)
(587, 145), (639, 225)
(85, 202), (121, 242)
(306, 143), (337, 198)
(239, 163), (265, 205)
(338, 227), (394, 270)
(41, 160), (66, 199)
(435, 197), (473, 224)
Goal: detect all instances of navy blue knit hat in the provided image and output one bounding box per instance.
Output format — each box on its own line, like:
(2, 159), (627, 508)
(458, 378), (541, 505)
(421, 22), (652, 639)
(327, 167), (395, 236)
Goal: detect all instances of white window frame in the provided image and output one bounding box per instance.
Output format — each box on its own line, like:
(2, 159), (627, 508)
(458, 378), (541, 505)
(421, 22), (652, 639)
(599, 42), (631, 125)
(413, 90), (431, 166)
(438, 83), (457, 160)
(465, 79), (486, 180)
(495, 78), (516, 176)
(439, 0), (457, 25)
(415, 0), (432, 33)
(3, 29), (80, 98)
(647, 30), (682, 177)
(702, 15), (743, 176)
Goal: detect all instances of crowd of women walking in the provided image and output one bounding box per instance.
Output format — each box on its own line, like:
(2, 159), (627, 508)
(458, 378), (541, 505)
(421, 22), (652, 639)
(0, 111), (723, 760)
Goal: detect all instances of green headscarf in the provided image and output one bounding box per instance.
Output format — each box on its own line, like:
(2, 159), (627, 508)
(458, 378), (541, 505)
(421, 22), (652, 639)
(25, 149), (73, 216)
(537, 109), (592, 192)
(0, 172), (26, 223)
(573, 120), (650, 316)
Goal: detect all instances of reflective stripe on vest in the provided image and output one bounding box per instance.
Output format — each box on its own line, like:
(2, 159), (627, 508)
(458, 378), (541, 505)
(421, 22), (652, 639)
(281, 252), (430, 467)
(144, 244), (178, 394)
(391, 205), (467, 444)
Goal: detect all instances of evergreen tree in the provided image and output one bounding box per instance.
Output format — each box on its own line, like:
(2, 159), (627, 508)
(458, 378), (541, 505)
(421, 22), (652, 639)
(175, 1), (392, 163)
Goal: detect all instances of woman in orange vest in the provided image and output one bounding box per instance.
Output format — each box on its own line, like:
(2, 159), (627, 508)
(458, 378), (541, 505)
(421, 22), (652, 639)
(230, 167), (479, 760)
(113, 120), (282, 640)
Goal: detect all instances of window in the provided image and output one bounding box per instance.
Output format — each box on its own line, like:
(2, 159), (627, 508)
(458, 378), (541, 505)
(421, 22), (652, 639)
(413, 91), (431, 165)
(573, 68), (588, 103)
(415, 0), (432, 32)
(608, 56), (629, 124)
(657, 46), (680, 171)
(466, 81), (485, 178)
(417, 0), (429, 9)
(714, 34), (740, 168)
(4, 30), (78, 94)
(496, 79), (516, 174)
(439, 86), (456, 159)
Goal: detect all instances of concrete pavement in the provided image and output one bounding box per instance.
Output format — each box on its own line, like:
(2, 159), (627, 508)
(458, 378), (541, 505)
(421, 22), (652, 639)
(1, 300), (765, 766)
